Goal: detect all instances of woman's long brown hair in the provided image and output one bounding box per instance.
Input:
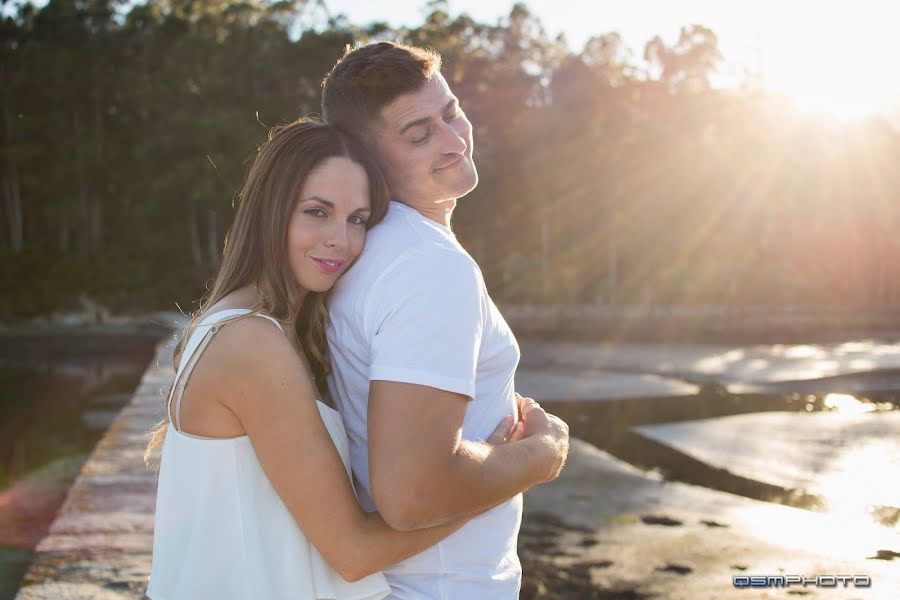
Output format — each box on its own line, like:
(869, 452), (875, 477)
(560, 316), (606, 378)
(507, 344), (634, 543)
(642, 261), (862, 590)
(146, 118), (389, 461)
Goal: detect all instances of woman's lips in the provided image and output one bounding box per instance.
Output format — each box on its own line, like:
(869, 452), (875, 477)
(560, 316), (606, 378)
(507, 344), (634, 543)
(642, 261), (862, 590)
(311, 257), (345, 273)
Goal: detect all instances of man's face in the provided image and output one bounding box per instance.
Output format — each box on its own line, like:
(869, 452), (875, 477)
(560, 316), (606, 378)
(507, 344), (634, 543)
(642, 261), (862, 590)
(373, 73), (477, 208)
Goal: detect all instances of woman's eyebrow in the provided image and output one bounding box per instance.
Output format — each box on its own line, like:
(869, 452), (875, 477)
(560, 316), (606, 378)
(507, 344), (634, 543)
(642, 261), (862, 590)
(300, 196), (334, 207)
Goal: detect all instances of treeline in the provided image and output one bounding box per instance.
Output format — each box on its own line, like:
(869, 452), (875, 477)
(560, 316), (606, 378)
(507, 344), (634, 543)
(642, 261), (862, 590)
(2, 0), (899, 318)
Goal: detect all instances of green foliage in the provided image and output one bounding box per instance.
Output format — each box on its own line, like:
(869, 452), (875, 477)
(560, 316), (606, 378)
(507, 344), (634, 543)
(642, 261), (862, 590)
(1, 1), (899, 318)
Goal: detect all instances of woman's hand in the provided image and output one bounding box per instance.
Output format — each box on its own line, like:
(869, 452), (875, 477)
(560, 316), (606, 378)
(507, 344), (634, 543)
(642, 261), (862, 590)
(486, 414), (518, 444)
(512, 392), (569, 482)
(487, 392), (568, 449)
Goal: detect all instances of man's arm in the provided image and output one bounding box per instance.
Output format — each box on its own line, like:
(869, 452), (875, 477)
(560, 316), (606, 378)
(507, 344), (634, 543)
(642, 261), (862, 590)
(368, 381), (567, 531)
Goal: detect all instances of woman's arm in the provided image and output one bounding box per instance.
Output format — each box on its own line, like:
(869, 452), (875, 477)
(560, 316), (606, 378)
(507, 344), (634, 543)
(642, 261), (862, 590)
(334, 412), (518, 579)
(207, 318), (491, 582)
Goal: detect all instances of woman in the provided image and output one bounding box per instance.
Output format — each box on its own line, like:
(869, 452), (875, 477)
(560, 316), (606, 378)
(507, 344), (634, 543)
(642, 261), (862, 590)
(145, 119), (523, 599)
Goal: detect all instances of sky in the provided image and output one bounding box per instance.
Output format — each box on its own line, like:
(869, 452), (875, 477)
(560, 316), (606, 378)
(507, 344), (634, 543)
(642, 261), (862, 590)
(17, 0), (900, 122)
(323, 0), (900, 122)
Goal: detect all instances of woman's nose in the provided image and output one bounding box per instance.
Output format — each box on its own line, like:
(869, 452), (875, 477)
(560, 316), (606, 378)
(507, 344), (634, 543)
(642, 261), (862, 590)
(324, 223), (349, 250)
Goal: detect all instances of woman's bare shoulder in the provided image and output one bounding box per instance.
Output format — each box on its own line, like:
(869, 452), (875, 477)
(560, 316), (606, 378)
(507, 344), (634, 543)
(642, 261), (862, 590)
(202, 315), (296, 373)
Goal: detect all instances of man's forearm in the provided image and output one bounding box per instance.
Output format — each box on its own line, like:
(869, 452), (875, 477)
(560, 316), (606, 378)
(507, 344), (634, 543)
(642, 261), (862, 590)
(367, 381), (567, 531)
(394, 435), (552, 530)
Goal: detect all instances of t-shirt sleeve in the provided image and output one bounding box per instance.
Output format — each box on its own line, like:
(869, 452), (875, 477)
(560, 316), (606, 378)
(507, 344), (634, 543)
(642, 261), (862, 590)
(366, 250), (484, 399)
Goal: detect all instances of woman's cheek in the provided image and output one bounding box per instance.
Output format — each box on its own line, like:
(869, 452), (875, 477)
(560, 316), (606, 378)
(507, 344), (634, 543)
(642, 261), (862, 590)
(349, 228), (367, 259)
(288, 218), (317, 250)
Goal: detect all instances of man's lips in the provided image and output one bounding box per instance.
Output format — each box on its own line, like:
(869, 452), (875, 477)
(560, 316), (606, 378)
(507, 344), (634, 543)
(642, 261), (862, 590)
(310, 257), (346, 273)
(434, 154), (465, 171)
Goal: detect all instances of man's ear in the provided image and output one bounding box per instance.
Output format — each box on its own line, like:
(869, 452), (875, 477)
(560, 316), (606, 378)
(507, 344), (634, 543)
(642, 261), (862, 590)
(361, 119), (385, 150)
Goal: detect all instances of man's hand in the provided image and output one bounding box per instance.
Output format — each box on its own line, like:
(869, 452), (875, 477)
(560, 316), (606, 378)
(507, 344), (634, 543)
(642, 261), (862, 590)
(513, 392), (569, 482)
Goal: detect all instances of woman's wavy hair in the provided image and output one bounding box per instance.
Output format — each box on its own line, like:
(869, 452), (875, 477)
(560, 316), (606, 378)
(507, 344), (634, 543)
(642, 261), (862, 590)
(146, 117), (389, 461)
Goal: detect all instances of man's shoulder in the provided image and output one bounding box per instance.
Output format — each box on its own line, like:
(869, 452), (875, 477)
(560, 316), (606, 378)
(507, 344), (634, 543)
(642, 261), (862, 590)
(402, 242), (477, 277)
(356, 206), (476, 277)
(353, 204), (425, 269)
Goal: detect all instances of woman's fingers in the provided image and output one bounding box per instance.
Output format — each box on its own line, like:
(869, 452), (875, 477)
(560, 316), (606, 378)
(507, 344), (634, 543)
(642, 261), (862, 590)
(516, 393), (540, 417)
(486, 415), (516, 444)
(506, 420), (526, 443)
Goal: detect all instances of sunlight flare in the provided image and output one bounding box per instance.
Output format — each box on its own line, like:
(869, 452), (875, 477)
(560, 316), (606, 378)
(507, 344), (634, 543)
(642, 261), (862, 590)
(823, 393), (876, 414)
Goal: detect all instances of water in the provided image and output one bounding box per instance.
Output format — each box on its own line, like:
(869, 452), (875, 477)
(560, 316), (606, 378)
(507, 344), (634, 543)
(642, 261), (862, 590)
(0, 333), (157, 599)
(543, 387), (900, 524)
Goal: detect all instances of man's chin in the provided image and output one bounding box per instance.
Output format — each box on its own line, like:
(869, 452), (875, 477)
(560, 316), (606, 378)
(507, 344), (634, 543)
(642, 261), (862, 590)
(452, 164), (479, 198)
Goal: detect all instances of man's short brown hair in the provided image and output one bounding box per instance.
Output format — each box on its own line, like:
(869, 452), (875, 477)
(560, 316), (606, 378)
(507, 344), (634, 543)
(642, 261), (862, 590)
(321, 42), (442, 140)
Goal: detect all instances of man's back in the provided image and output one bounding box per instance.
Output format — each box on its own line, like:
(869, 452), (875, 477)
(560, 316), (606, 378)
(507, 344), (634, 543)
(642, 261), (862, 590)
(327, 201), (523, 598)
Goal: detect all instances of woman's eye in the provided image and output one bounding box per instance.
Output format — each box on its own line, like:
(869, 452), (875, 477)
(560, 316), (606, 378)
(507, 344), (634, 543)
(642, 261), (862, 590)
(349, 215), (368, 226)
(304, 208), (327, 217)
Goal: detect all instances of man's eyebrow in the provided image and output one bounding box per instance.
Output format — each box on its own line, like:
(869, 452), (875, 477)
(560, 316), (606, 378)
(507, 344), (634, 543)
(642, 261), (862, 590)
(300, 196), (334, 207)
(398, 99), (459, 135)
(398, 115), (432, 135)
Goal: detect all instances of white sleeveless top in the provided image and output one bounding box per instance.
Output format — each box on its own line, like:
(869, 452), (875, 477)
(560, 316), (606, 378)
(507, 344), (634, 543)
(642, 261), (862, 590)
(147, 308), (391, 600)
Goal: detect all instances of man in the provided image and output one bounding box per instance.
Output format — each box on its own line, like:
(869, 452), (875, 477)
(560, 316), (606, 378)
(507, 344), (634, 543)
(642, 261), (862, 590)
(321, 42), (569, 598)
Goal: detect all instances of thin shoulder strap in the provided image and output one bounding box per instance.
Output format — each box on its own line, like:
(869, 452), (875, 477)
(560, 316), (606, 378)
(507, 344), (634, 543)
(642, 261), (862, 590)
(166, 309), (285, 431)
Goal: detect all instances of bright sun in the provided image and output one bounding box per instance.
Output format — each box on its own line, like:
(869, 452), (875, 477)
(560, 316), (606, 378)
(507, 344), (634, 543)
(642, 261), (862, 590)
(778, 57), (895, 121)
(758, 2), (899, 121)
(786, 81), (890, 120)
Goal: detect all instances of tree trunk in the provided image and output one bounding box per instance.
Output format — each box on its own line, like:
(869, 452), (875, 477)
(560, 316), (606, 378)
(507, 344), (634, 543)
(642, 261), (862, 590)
(1, 70), (22, 253)
(59, 210), (70, 254)
(540, 218), (549, 300)
(78, 182), (90, 257)
(607, 234), (618, 301)
(90, 194), (103, 254)
(73, 108), (91, 257)
(189, 199), (204, 270)
(3, 173), (22, 252)
(90, 84), (104, 252)
(206, 208), (219, 267)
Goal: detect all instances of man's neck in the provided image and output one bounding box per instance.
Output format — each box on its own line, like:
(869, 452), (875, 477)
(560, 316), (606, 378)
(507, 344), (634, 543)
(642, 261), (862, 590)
(408, 198), (457, 228)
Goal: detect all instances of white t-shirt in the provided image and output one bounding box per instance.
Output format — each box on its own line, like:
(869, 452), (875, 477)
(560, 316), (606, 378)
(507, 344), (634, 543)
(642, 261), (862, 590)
(327, 201), (522, 599)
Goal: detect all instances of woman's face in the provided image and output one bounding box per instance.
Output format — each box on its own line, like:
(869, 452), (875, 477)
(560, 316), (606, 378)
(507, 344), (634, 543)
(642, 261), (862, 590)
(287, 156), (372, 293)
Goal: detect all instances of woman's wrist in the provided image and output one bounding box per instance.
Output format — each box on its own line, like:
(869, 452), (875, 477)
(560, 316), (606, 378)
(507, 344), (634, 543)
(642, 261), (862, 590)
(521, 434), (556, 487)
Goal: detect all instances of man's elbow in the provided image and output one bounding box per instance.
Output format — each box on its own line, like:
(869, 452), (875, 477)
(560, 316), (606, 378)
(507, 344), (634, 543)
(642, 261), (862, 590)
(334, 555), (376, 583)
(371, 481), (431, 531)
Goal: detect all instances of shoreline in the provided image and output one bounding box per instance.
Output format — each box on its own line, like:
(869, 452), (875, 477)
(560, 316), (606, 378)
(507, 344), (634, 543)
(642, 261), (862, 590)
(505, 305), (900, 344)
(4, 306), (900, 346)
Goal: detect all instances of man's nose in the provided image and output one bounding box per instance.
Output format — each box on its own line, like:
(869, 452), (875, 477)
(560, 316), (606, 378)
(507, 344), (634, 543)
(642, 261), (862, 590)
(438, 119), (468, 155)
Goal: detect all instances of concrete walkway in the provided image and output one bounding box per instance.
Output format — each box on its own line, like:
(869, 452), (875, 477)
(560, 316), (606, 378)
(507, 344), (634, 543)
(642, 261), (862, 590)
(14, 343), (171, 599)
